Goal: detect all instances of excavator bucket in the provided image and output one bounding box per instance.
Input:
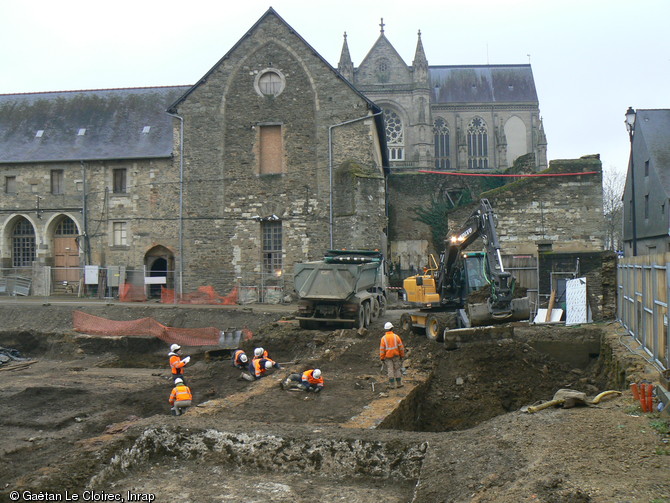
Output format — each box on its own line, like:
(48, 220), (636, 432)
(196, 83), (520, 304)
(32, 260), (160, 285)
(467, 297), (530, 326)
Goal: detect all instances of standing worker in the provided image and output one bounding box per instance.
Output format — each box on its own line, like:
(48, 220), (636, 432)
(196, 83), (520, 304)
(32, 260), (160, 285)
(380, 322), (405, 389)
(169, 377), (193, 416)
(232, 349), (248, 370)
(168, 344), (191, 380)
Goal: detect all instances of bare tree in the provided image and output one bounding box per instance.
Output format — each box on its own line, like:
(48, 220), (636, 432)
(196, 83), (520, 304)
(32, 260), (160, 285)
(602, 167), (625, 253)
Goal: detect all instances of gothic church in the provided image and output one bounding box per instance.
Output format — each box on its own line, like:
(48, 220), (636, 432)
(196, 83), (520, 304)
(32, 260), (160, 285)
(338, 20), (547, 175)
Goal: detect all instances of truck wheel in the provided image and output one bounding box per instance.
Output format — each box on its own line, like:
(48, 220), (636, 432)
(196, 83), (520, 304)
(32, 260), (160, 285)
(370, 298), (380, 321)
(425, 314), (444, 342)
(355, 305), (366, 330)
(379, 295), (387, 316)
(364, 302), (371, 327)
(400, 313), (413, 334)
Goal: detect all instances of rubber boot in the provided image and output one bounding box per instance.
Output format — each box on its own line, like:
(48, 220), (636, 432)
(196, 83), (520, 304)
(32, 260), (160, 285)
(389, 379), (396, 389)
(396, 378), (404, 388)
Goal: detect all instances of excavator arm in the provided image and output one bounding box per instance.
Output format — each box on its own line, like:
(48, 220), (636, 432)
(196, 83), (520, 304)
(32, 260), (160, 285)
(437, 199), (519, 318)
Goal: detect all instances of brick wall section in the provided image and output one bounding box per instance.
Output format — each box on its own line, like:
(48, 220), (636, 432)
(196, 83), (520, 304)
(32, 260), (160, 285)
(173, 13), (386, 292)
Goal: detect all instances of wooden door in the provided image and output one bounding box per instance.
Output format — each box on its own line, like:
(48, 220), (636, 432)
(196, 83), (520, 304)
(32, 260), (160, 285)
(54, 237), (80, 282)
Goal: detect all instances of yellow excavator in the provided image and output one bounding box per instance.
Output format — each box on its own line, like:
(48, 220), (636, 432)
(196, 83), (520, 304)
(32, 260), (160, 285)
(401, 198), (530, 341)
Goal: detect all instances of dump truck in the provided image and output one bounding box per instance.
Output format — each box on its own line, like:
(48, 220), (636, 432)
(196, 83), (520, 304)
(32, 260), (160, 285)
(401, 199), (530, 340)
(294, 250), (387, 330)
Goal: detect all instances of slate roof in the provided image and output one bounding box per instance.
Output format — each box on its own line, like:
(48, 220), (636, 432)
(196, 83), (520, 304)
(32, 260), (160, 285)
(430, 65), (538, 104)
(635, 109), (670, 194)
(0, 86), (190, 164)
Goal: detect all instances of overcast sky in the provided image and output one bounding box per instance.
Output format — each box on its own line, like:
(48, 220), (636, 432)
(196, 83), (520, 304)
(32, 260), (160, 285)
(1, 0), (667, 177)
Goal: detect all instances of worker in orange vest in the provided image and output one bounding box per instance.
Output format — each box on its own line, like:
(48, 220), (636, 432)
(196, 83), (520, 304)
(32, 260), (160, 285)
(380, 322), (405, 389)
(282, 368), (324, 393)
(169, 377), (193, 416)
(168, 344), (190, 380)
(231, 349), (248, 370)
(251, 357), (281, 380)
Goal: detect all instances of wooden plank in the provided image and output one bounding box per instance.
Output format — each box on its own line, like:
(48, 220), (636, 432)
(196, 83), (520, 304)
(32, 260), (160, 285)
(545, 290), (556, 322)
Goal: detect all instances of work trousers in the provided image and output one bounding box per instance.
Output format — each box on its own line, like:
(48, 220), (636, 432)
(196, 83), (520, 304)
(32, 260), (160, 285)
(384, 357), (403, 379)
(171, 399), (192, 416)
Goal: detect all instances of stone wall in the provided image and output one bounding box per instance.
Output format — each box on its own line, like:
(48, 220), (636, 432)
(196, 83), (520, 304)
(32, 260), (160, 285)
(173, 12), (386, 292)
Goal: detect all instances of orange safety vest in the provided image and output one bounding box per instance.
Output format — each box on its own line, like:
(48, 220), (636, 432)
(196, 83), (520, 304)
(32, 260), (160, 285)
(170, 354), (186, 375)
(380, 331), (405, 360)
(233, 349), (246, 366)
(302, 369), (324, 386)
(252, 357), (275, 378)
(169, 384), (192, 404)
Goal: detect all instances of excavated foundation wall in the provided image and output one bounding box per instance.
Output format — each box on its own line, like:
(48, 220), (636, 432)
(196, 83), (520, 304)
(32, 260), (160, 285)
(89, 427), (428, 489)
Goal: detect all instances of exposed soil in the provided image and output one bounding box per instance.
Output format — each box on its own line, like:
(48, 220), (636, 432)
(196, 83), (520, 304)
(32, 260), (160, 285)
(0, 301), (668, 503)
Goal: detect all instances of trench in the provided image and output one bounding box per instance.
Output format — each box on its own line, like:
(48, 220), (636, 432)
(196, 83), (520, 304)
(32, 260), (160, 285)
(0, 323), (616, 499)
(89, 427), (427, 502)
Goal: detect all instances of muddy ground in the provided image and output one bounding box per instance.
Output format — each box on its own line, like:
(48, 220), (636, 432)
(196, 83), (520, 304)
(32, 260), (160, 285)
(0, 300), (669, 503)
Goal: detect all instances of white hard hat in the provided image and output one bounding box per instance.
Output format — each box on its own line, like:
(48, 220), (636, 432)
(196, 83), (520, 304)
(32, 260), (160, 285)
(313, 369), (321, 379)
(240, 354), (248, 363)
(264, 360), (273, 370)
(170, 344), (181, 352)
(174, 378), (184, 385)
(254, 347), (264, 357)
(384, 322), (393, 330)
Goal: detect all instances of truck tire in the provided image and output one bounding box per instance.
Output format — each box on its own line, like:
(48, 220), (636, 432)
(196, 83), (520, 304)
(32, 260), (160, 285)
(425, 314), (444, 342)
(379, 295), (387, 317)
(355, 305), (366, 330)
(400, 313), (413, 334)
(370, 298), (380, 321)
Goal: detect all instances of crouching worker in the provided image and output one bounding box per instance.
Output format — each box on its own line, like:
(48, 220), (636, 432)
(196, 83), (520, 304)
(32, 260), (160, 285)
(282, 369), (324, 392)
(169, 377), (192, 416)
(232, 349), (248, 370)
(251, 357), (281, 380)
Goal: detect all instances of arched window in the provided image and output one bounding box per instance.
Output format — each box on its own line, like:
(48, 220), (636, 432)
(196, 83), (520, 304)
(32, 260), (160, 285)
(384, 109), (404, 161)
(12, 217), (36, 267)
(433, 118), (450, 170)
(467, 117), (489, 169)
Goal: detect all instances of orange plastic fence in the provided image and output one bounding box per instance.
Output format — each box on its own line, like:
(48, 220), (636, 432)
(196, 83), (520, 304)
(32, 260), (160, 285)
(160, 286), (239, 305)
(119, 283), (147, 302)
(72, 310), (222, 347)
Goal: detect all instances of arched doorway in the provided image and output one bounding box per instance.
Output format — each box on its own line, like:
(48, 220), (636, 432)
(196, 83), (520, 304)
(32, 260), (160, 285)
(145, 246), (174, 299)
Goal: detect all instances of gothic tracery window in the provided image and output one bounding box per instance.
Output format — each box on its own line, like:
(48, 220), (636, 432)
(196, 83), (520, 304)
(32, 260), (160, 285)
(384, 109), (404, 161)
(467, 117), (489, 169)
(433, 118), (450, 170)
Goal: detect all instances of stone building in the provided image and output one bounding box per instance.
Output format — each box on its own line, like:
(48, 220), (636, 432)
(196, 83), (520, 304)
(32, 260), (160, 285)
(0, 9), (387, 297)
(337, 21), (548, 175)
(0, 8), (605, 304)
(622, 108), (670, 256)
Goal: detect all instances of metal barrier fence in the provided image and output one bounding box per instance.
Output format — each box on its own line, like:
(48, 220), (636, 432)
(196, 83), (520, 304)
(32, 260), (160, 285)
(0, 265), (295, 305)
(618, 253), (670, 371)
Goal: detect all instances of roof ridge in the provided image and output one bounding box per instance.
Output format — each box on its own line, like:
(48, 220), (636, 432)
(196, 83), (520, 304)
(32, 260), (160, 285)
(0, 85), (191, 97)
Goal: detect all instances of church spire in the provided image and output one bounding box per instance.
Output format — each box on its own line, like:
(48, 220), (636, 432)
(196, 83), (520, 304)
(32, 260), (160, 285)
(412, 30), (428, 83)
(337, 32), (354, 82)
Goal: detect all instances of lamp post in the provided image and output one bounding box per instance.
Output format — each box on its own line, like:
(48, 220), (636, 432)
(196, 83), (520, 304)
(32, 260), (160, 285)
(625, 106), (637, 256)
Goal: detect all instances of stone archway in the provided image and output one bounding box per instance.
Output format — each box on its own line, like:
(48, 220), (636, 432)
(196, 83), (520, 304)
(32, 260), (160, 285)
(145, 245), (174, 299)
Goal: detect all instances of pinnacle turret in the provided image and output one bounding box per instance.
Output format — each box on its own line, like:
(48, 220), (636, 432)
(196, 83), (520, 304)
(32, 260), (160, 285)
(337, 32), (354, 81)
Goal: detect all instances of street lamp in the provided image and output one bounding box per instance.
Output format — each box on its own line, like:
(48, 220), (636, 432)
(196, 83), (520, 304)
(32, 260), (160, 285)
(625, 106), (637, 256)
